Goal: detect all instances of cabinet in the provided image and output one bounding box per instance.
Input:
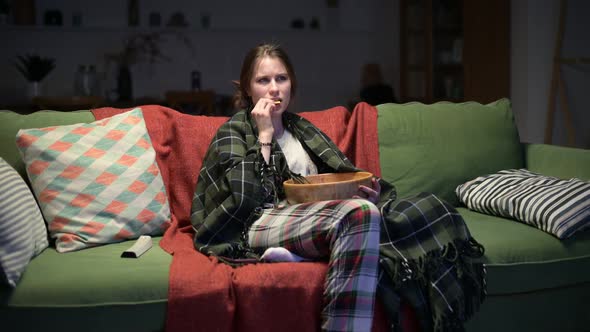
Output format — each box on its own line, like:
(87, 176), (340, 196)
(399, 0), (509, 104)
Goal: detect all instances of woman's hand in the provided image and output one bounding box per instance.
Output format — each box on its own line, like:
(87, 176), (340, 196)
(353, 177), (381, 204)
(251, 97), (279, 141)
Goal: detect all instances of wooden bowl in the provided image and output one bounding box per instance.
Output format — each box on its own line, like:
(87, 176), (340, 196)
(283, 172), (373, 204)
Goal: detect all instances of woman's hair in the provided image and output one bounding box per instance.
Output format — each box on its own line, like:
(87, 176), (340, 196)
(233, 43), (297, 110)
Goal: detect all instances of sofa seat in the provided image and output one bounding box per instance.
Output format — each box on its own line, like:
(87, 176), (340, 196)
(461, 209), (590, 331)
(1, 235), (401, 332)
(461, 208), (590, 293)
(0, 237), (171, 332)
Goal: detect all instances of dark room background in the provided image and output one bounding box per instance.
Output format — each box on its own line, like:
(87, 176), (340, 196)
(1, 0), (588, 148)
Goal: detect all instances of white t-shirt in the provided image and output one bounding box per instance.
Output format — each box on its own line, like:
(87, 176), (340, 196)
(276, 130), (318, 176)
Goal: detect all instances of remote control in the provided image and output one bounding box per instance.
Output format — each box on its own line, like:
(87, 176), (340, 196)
(121, 235), (153, 258)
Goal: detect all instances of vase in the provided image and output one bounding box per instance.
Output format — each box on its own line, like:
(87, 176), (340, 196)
(117, 65), (133, 102)
(27, 81), (43, 101)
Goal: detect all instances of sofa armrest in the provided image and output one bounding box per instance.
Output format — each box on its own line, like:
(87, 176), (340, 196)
(525, 143), (590, 181)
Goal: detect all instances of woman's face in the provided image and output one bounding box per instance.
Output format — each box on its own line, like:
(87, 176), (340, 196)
(248, 56), (291, 113)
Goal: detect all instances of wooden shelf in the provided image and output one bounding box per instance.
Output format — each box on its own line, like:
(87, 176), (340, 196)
(0, 24), (375, 34)
(408, 64), (427, 71)
(399, 0), (509, 104)
(433, 64), (463, 71)
(557, 57), (590, 64)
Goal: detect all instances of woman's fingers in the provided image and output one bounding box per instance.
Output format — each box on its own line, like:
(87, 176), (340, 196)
(253, 98), (277, 113)
(357, 185), (379, 204)
(372, 177), (381, 197)
(358, 185), (375, 197)
(373, 177), (381, 190)
(352, 177), (383, 204)
(252, 99), (277, 136)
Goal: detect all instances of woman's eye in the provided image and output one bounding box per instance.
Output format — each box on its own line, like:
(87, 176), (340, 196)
(257, 77), (269, 84)
(276, 75), (289, 82)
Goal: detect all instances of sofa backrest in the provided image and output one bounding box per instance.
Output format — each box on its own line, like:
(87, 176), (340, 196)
(2, 101), (524, 208)
(0, 105), (367, 193)
(0, 110), (95, 180)
(525, 143), (590, 181)
(376, 98), (524, 206)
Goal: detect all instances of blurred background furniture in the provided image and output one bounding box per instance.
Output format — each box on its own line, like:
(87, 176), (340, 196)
(544, 0), (588, 147)
(165, 90), (215, 115)
(399, 0), (509, 104)
(32, 95), (104, 111)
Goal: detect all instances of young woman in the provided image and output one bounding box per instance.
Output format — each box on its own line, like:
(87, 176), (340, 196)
(191, 43), (386, 332)
(190, 43), (485, 332)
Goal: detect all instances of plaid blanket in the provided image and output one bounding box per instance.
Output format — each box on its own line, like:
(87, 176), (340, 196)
(191, 107), (485, 331)
(377, 192), (486, 331)
(190, 108), (396, 259)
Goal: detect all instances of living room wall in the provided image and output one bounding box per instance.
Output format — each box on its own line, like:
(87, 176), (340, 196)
(511, 0), (590, 149)
(2, 0), (588, 148)
(0, 0), (399, 113)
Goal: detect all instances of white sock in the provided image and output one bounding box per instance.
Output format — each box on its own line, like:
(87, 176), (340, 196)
(260, 247), (306, 262)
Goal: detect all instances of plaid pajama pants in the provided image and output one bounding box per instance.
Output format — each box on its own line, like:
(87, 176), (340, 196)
(248, 199), (381, 332)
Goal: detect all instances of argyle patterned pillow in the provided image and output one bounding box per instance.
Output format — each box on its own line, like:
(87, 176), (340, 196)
(16, 108), (171, 252)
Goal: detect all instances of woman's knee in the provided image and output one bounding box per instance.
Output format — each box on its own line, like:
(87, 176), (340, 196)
(329, 199), (381, 250)
(343, 199), (381, 228)
(348, 198), (380, 213)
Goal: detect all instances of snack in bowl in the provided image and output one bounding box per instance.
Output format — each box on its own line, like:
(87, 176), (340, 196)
(283, 172), (374, 204)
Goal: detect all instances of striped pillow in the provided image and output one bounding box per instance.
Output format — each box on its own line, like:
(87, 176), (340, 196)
(456, 169), (589, 239)
(16, 108), (171, 252)
(0, 157), (49, 287)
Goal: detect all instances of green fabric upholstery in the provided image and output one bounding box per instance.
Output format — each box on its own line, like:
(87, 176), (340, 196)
(465, 282), (590, 332)
(1, 303), (166, 332)
(525, 143), (590, 181)
(0, 110), (95, 179)
(0, 237), (171, 332)
(460, 208), (590, 294)
(377, 99), (524, 206)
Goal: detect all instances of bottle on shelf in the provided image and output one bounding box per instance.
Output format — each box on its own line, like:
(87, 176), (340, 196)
(191, 70), (201, 91)
(128, 0), (139, 27)
(74, 65), (99, 97)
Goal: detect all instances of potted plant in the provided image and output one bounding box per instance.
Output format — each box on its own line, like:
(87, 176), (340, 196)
(14, 54), (56, 99)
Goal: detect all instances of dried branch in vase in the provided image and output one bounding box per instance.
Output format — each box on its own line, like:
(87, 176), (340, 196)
(14, 54), (56, 82)
(105, 30), (196, 67)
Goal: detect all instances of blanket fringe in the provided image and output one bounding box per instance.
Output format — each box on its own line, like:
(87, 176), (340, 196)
(379, 236), (486, 332)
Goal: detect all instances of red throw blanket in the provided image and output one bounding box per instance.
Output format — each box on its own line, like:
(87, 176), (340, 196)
(92, 103), (417, 332)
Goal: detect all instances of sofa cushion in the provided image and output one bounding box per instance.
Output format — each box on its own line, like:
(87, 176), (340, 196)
(460, 208), (590, 294)
(15, 108), (171, 252)
(0, 235), (404, 332)
(0, 157), (48, 287)
(456, 168), (589, 239)
(377, 98), (524, 206)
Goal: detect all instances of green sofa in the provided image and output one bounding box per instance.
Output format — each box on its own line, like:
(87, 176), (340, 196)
(376, 99), (589, 331)
(0, 99), (588, 331)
